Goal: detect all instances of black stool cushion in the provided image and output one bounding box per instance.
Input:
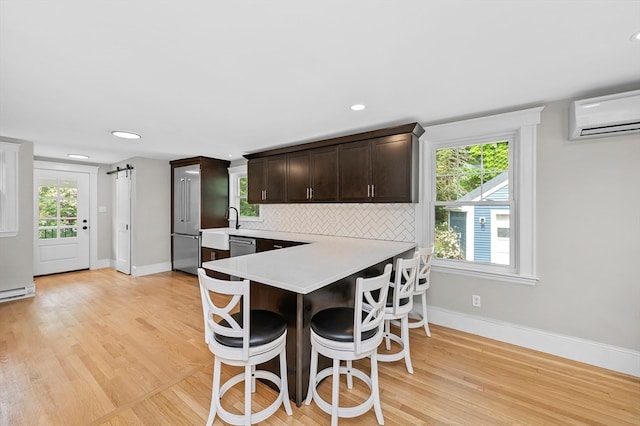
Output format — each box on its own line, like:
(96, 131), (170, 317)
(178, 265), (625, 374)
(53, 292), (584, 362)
(310, 307), (378, 343)
(214, 309), (287, 348)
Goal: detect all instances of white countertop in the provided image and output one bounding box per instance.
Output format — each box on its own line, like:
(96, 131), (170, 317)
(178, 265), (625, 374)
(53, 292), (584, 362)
(201, 229), (415, 294)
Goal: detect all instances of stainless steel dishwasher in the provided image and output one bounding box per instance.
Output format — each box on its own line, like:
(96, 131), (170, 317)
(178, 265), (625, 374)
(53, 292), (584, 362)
(229, 236), (257, 257)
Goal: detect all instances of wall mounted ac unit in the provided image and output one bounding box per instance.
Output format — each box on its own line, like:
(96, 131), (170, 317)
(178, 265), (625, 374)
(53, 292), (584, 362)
(569, 90), (640, 140)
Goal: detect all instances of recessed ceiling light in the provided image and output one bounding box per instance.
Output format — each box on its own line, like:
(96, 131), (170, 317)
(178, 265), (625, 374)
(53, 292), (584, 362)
(350, 104), (366, 111)
(68, 154), (89, 159)
(631, 31), (640, 42)
(111, 130), (141, 139)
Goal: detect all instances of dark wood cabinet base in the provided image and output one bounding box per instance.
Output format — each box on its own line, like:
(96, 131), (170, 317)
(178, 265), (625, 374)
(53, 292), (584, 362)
(249, 257), (396, 406)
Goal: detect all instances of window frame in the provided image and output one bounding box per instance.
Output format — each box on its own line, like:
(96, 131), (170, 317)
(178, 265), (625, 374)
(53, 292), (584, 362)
(420, 107), (543, 286)
(228, 165), (262, 222)
(0, 141), (19, 237)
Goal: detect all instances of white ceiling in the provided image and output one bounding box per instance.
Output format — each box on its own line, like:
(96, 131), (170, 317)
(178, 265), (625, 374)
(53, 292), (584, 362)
(1, 1), (639, 165)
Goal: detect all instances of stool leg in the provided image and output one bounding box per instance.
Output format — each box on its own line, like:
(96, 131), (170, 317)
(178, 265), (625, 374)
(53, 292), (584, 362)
(280, 347), (293, 415)
(421, 292), (431, 337)
(346, 360), (353, 389)
(371, 352), (384, 425)
(244, 365), (252, 426)
(305, 347), (318, 405)
(402, 316), (414, 374)
(208, 359), (221, 426)
(331, 358), (340, 426)
(384, 319), (391, 350)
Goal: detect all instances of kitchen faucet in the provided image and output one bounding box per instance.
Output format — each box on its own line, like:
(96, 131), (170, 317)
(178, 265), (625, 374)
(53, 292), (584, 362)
(227, 207), (240, 229)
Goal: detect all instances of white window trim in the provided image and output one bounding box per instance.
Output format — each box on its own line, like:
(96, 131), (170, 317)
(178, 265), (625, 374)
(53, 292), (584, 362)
(228, 165), (263, 222)
(0, 141), (20, 237)
(419, 106), (543, 286)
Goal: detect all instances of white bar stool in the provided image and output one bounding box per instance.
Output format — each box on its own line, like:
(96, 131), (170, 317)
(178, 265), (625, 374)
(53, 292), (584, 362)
(408, 245), (435, 336)
(377, 253), (420, 373)
(305, 264), (392, 426)
(197, 268), (292, 426)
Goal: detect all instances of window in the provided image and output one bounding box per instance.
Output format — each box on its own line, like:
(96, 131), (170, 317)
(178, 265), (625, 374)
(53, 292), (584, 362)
(0, 141), (19, 237)
(37, 176), (79, 239)
(422, 107), (542, 285)
(229, 165), (261, 221)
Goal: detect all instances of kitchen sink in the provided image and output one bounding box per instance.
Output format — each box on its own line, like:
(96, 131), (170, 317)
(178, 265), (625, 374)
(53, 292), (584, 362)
(201, 229), (231, 250)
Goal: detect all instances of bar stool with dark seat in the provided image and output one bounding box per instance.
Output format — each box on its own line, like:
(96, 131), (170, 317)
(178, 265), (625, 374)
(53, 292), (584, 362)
(378, 253), (420, 374)
(408, 245), (435, 336)
(197, 268), (292, 426)
(305, 264), (392, 426)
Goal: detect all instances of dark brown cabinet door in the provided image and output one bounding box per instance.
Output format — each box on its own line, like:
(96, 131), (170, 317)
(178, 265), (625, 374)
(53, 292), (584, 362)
(265, 155), (287, 203)
(309, 146), (338, 202)
(371, 135), (413, 202)
(288, 146), (338, 203)
(339, 140), (372, 202)
(247, 158), (265, 204)
(287, 151), (311, 202)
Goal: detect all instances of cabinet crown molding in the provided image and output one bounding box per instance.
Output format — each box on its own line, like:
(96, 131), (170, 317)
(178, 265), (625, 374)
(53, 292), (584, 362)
(244, 122), (424, 159)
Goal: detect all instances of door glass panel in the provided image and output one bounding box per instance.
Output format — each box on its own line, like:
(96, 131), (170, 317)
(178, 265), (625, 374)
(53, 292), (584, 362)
(38, 176), (79, 239)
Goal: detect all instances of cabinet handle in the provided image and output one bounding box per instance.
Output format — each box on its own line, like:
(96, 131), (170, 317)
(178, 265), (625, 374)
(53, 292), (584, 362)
(310, 187), (313, 199)
(306, 187), (309, 199)
(367, 184), (371, 197)
(273, 245), (283, 249)
(263, 189), (267, 200)
(371, 184), (375, 198)
(211, 252), (215, 260)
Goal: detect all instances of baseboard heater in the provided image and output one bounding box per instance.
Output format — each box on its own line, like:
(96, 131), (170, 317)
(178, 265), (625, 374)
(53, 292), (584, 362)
(0, 285), (36, 303)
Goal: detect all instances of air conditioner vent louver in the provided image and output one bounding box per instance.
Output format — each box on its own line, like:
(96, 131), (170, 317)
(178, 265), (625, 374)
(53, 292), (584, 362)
(580, 121), (640, 137)
(570, 90), (640, 140)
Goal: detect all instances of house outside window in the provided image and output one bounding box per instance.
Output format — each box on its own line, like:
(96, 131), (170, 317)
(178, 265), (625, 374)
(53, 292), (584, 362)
(229, 165), (261, 221)
(422, 107), (542, 285)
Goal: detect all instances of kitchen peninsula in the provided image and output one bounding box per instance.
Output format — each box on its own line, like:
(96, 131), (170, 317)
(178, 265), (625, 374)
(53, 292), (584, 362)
(202, 229), (415, 405)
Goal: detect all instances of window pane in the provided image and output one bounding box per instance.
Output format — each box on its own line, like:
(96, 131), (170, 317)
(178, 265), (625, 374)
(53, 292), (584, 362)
(60, 227), (77, 238)
(38, 177), (58, 198)
(239, 177), (248, 197)
(39, 229), (57, 239)
(436, 141), (509, 202)
(39, 198), (58, 218)
(59, 199), (77, 218)
(239, 198), (259, 217)
(435, 205), (511, 266)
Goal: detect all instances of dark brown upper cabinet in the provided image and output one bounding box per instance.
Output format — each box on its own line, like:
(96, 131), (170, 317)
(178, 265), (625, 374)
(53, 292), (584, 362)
(340, 133), (417, 203)
(170, 156), (230, 230)
(247, 155), (287, 204)
(245, 123), (423, 204)
(287, 146), (338, 202)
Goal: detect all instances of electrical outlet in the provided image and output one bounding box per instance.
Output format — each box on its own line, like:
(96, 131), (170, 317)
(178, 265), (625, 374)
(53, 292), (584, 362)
(472, 295), (481, 307)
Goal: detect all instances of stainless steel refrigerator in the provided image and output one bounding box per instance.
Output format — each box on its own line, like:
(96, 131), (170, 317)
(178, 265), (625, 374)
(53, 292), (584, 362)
(172, 164), (201, 274)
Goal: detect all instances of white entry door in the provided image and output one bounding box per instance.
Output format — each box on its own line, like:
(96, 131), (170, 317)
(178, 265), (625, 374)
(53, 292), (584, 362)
(34, 169), (90, 275)
(115, 169), (131, 274)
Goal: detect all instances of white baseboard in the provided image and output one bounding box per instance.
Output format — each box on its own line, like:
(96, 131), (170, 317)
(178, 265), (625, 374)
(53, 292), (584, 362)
(91, 259), (111, 270)
(131, 262), (172, 277)
(427, 305), (640, 378)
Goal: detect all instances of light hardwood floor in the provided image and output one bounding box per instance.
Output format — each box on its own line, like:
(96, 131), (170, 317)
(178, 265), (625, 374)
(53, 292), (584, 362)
(1, 269), (638, 425)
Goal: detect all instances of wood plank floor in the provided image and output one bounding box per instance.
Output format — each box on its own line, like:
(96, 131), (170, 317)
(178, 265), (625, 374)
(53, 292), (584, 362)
(1, 269), (638, 425)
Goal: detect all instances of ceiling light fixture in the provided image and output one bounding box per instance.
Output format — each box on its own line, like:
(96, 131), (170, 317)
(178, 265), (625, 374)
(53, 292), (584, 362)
(68, 154), (89, 159)
(350, 104), (366, 111)
(631, 31), (640, 42)
(111, 130), (141, 139)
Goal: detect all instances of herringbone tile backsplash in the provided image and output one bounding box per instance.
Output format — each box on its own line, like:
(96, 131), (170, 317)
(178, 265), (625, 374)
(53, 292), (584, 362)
(239, 204), (415, 242)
